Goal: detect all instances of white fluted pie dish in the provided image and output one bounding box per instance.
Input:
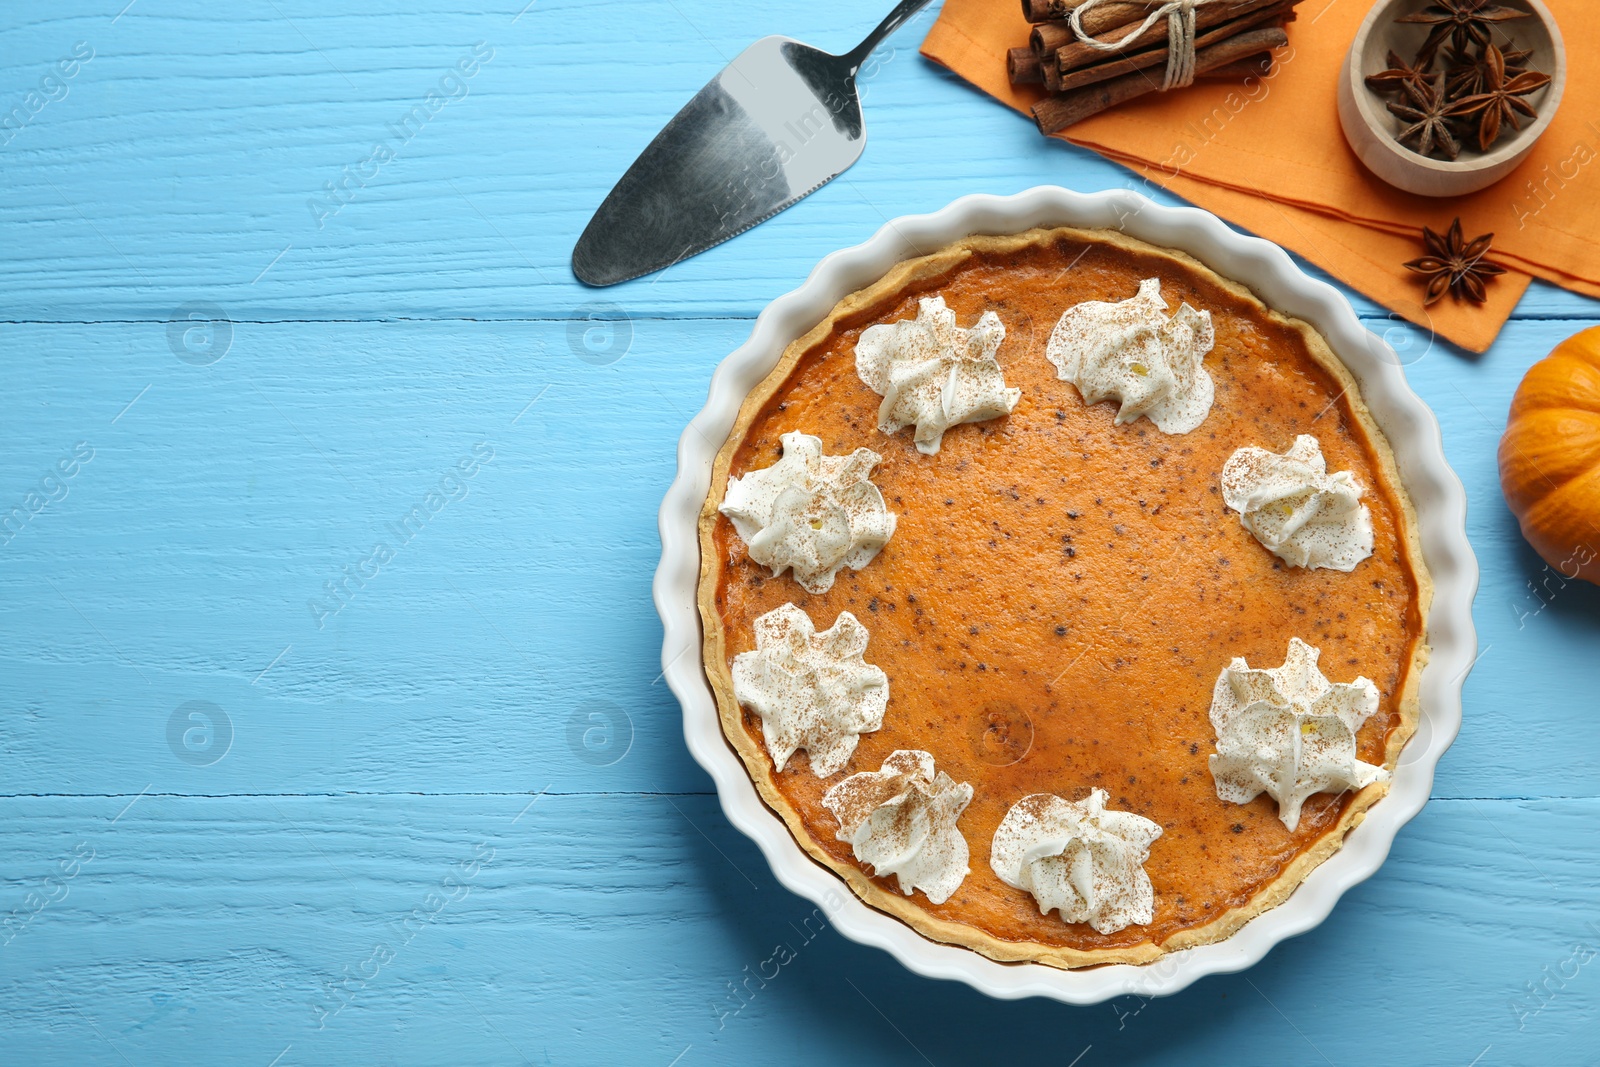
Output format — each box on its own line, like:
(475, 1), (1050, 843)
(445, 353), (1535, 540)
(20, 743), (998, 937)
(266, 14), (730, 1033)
(652, 186), (1476, 1003)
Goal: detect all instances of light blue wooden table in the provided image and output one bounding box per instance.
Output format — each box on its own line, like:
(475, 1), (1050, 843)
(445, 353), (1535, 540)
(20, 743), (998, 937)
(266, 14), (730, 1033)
(3, 1), (1598, 1063)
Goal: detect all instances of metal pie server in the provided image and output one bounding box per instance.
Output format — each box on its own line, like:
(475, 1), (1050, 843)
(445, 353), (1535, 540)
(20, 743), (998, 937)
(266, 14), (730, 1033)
(571, 0), (933, 287)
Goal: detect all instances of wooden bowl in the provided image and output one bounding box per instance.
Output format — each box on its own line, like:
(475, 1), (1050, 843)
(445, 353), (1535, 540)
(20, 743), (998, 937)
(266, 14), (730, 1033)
(1337, 0), (1566, 197)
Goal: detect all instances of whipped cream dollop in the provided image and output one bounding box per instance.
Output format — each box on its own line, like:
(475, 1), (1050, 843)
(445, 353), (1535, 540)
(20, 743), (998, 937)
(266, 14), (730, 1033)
(720, 431), (897, 594)
(731, 603), (889, 777)
(989, 789), (1162, 934)
(1221, 434), (1374, 571)
(855, 295), (1021, 454)
(1045, 277), (1215, 434)
(1209, 637), (1386, 832)
(821, 749), (974, 905)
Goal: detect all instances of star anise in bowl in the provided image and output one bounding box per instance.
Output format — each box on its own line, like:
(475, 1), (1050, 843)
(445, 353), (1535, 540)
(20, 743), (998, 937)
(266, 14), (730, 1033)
(1443, 42), (1531, 99)
(1363, 0), (1553, 161)
(1398, 0), (1528, 64)
(1387, 79), (1460, 161)
(1444, 43), (1552, 152)
(1403, 218), (1506, 305)
(1365, 50), (1437, 97)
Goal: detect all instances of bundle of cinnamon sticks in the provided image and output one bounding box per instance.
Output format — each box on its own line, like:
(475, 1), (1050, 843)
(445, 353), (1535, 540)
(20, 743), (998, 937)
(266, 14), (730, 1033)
(1009, 0), (1303, 134)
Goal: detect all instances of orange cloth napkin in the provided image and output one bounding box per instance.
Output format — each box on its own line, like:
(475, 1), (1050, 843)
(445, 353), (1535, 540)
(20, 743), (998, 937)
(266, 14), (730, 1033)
(921, 0), (1600, 352)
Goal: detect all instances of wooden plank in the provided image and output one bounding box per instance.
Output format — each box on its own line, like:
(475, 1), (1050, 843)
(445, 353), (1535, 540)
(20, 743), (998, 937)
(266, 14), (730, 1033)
(0, 317), (752, 797)
(1, 3), (1598, 1062)
(2, 317), (1597, 799)
(0, 2), (1595, 322)
(0, 793), (1594, 1064)
(1404, 317), (1600, 800)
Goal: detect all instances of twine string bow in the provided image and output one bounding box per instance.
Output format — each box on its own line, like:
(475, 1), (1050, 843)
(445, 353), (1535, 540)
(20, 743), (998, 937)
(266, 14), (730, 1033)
(1067, 0), (1220, 90)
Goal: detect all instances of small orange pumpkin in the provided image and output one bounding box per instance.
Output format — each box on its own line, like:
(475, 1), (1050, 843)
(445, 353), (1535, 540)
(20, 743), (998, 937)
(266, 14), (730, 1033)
(1499, 324), (1600, 586)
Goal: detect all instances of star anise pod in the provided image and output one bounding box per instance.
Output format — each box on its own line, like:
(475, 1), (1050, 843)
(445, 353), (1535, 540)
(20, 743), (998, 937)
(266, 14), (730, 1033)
(1387, 79), (1461, 161)
(1398, 0), (1530, 65)
(1403, 218), (1506, 305)
(1442, 42), (1531, 99)
(1365, 50), (1437, 97)
(1445, 44), (1552, 151)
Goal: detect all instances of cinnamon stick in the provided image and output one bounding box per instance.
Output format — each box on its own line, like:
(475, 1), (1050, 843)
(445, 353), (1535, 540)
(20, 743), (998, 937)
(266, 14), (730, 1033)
(1193, 52), (1274, 79)
(1004, 46), (1043, 85)
(1043, 0), (1280, 70)
(1042, 49), (1274, 91)
(1052, 3), (1294, 92)
(1043, 58), (1067, 91)
(1033, 25), (1288, 133)
(1022, 0), (1077, 21)
(1022, 0), (1146, 22)
(1029, 3), (1163, 50)
(1009, 46), (1046, 84)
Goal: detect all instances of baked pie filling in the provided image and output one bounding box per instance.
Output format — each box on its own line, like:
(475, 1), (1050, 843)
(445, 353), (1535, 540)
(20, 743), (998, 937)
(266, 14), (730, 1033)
(698, 227), (1429, 967)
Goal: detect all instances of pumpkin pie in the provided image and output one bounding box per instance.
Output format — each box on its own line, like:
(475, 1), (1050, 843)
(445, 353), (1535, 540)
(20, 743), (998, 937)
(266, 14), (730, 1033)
(697, 227), (1430, 968)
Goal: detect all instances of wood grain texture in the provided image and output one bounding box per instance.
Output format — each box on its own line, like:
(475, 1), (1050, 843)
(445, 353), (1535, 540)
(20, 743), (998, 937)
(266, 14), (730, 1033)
(1, 0), (1598, 1062)
(1, 794), (1598, 1065)
(0, 0), (1593, 321)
